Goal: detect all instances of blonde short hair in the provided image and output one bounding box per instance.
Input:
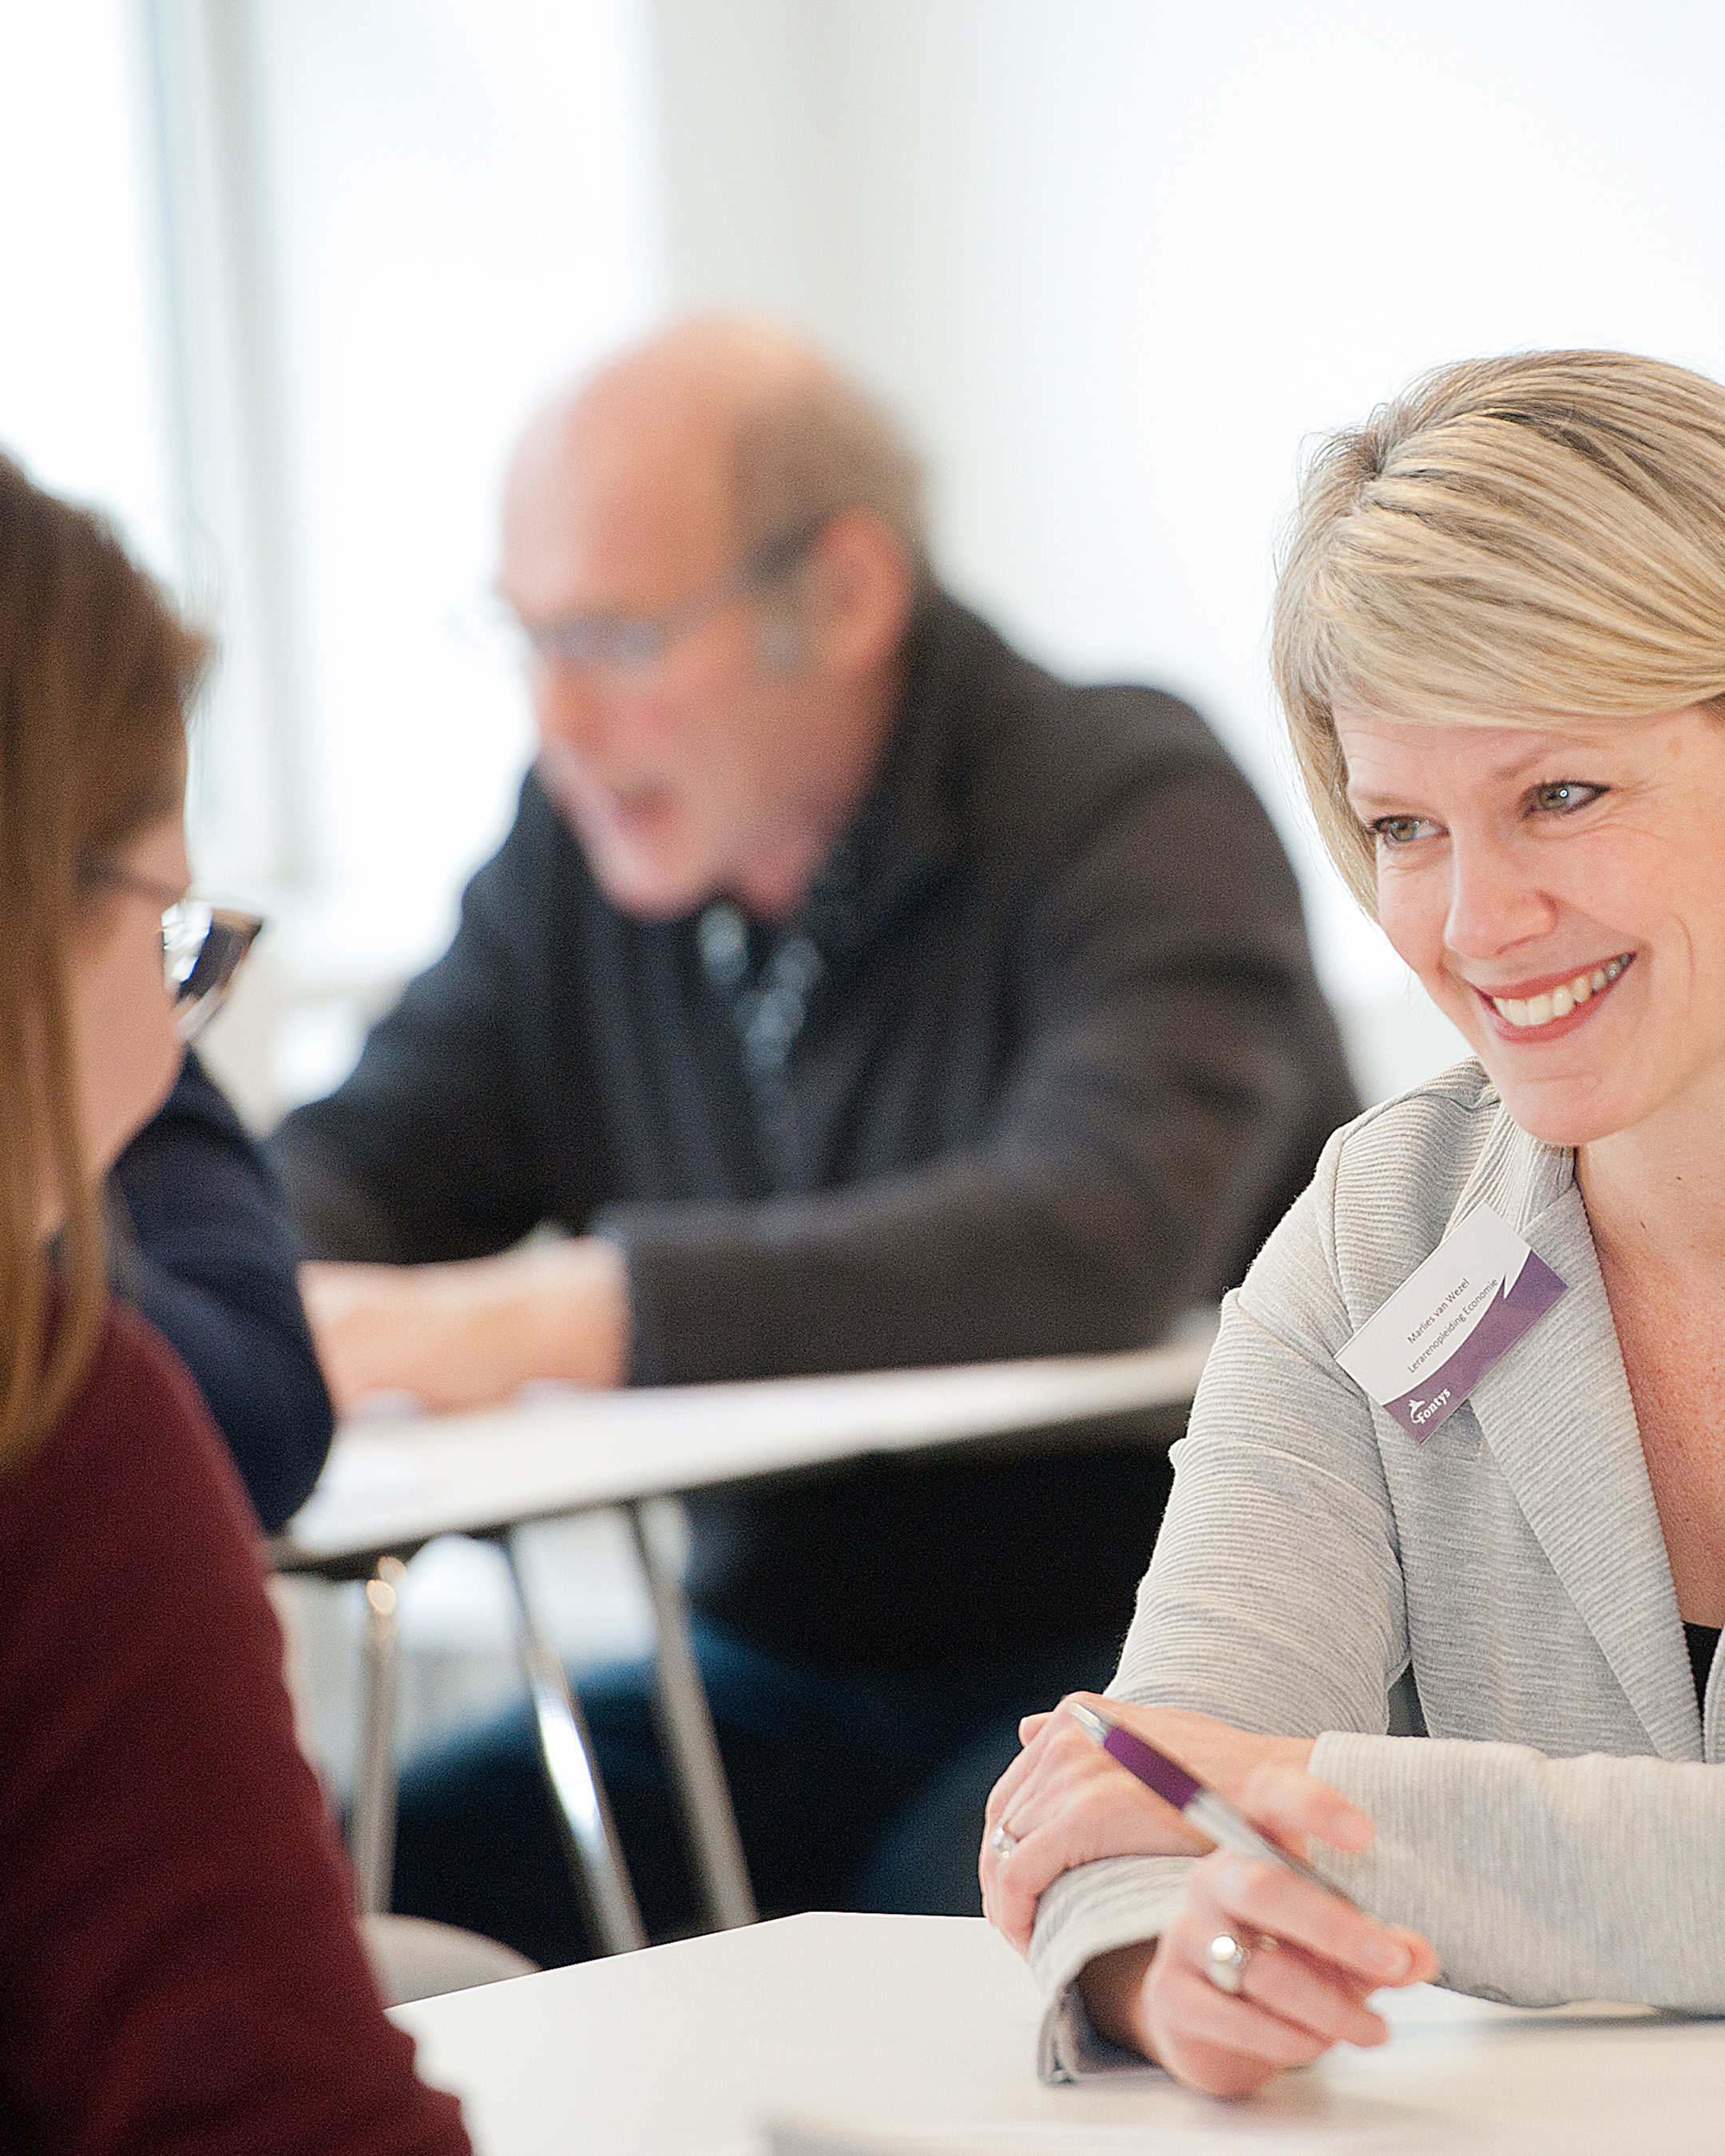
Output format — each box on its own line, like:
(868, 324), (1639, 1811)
(1272, 350), (1725, 910)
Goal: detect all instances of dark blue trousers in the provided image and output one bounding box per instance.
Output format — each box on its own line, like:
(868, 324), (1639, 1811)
(389, 1619), (1120, 1968)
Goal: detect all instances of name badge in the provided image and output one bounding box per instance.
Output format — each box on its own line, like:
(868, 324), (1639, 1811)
(1334, 1201), (1567, 1440)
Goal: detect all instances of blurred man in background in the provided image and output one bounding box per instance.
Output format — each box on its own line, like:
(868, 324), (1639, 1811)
(272, 315), (1355, 1965)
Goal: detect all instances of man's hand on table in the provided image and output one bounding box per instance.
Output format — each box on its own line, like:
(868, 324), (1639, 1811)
(299, 1238), (630, 1412)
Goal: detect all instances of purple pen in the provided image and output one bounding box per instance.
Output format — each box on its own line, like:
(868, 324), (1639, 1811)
(1067, 1700), (1351, 1903)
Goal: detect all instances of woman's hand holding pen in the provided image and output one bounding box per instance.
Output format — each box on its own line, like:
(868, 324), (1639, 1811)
(979, 1698), (1438, 2098)
(1084, 1765), (1439, 2097)
(980, 1697), (1312, 1955)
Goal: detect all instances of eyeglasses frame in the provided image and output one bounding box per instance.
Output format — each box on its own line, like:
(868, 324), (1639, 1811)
(79, 866), (266, 1043)
(506, 513), (831, 676)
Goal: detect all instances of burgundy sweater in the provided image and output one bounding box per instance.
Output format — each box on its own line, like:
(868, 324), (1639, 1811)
(0, 1301), (470, 2155)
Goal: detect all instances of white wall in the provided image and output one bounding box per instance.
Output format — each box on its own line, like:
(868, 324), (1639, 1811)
(0, 4), (172, 558)
(230, 0), (665, 976)
(648, 0), (1725, 1099)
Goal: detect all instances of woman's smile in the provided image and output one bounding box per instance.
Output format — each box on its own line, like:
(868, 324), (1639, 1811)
(1469, 953), (1635, 1039)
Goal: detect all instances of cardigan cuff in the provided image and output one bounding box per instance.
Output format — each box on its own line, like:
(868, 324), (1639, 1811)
(1026, 1853), (1193, 2082)
(1039, 1980), (1168, 2083)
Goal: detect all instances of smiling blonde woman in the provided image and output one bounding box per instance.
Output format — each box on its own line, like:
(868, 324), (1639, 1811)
(981, 351), (1725, 2097)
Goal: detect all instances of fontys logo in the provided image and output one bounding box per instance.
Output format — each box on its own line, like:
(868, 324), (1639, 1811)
(1410, 1389), (1452, 1426)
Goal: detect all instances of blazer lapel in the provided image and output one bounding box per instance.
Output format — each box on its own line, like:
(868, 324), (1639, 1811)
(1456, 1128), (1699, 1761)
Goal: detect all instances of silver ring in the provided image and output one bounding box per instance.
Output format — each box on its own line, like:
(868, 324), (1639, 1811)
(1204, 1932), (1251, 1995)
(989, 1823), (1019, 1857)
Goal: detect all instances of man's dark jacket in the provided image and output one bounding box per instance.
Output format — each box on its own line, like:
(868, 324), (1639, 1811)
(273, 598), (1356, 1669)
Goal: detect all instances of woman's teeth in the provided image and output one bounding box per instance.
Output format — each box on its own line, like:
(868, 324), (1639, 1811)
(1491, 956), (1629, 1030)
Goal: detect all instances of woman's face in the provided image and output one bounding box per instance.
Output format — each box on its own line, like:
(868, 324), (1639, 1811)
(69, 814), (189, 1183)
(1336, 703), (1725, 1150)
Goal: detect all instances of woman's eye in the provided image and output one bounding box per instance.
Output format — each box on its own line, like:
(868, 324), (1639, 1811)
(1372, 814), (1435, 848)
(1531, 780), (1604, 814)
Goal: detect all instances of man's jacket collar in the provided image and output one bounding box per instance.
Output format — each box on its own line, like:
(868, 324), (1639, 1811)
(793, 594), (980, 966)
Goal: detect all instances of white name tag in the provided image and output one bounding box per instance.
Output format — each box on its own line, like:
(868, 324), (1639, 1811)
(1334, 1201), (1567, 1440)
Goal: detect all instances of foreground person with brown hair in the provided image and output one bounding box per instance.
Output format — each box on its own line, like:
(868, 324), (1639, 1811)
(0, 450), (470, 2154)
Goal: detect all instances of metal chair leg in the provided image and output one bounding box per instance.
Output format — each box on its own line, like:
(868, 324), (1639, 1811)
(629, 1498), (758, 1932)
(351, 1556), (406, 1916)
(503, 1528), (646, 1955)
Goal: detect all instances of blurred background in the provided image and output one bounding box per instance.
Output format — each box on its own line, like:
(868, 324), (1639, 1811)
(10, 0), (1725, 1781)
(23, 0), (1725, 1132)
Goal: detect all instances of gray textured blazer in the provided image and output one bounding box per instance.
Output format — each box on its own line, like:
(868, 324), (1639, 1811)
(1033, 1061), (1724, 2079)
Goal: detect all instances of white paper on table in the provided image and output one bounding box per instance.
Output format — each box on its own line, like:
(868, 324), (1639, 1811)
(763, 2117), (1407, 2154)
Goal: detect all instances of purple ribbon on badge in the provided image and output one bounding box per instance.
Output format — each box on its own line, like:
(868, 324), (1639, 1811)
(1335, 1202), (1569, 1443)
(1382, 1248), (1566, 1440)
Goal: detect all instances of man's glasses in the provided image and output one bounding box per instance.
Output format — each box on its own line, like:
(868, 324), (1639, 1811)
(82, 867), (266, 1043)
(488, 516), (827, 677)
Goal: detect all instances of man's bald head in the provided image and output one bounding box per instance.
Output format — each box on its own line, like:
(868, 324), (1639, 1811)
(501, 315), (927, 619)
(494, 317), (928, 925)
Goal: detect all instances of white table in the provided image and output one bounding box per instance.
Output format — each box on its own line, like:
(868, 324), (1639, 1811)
(392, 1911), (1725, 2155)
(274, 1342), (1209, 1952)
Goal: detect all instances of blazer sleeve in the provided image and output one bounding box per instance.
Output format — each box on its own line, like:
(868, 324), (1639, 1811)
(1308, 1734), (1725, 2011)
(108, 1052), (335, 1533)
(1029, 1141), (1725, 2078)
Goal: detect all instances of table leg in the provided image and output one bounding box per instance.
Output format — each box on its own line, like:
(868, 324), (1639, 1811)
(629, 1498), (759, 1932)
(351, 1556), (406, 1916)
(503, 1528), (647, 1956)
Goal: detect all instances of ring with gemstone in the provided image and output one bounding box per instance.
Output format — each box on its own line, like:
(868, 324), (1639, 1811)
(989, 1823), (1020, 1857)
(1204, 1930), (1271, 1995)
